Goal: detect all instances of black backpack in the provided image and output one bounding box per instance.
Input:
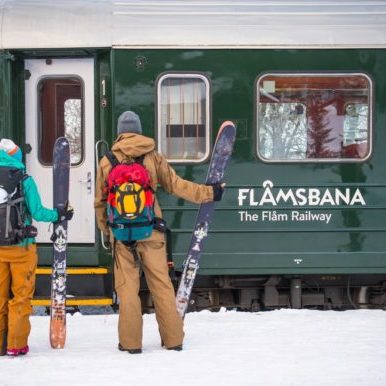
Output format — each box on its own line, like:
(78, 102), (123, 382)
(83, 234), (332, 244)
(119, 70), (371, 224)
(0, 166), (27, 245)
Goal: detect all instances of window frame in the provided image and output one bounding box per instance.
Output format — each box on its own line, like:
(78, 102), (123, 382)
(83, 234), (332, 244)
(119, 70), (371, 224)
(156, 72), (211, 164)
(255, 72), (374, 164)
(37, 75), (85, 167)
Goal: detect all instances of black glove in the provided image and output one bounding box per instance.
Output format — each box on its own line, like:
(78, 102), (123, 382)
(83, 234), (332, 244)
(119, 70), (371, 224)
(209, 183), (225, 202)
(56, 204), (74, 222)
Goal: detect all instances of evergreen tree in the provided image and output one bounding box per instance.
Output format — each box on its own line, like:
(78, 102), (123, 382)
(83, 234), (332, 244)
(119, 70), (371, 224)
(307, 95), (335, 158)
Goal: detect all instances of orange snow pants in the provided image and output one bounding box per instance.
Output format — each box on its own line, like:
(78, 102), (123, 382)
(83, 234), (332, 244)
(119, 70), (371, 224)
(0, 244), (37, 353)
(114, 231), (184, 350)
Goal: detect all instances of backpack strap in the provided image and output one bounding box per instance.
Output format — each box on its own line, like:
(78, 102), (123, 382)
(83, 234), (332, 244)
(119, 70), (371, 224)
(122, 241), (142, 270)
(106, 151), (145, 167)
(152, 217), (175, 282)
(135, 155), (145, 165)
(105, 151), (120, 168)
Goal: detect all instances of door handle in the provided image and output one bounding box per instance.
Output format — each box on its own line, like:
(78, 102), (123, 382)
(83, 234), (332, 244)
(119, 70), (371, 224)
(78, 172), (92, 195)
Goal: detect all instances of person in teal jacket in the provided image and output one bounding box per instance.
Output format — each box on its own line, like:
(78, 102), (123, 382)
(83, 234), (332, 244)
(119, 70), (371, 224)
(0, 139), (73, 357)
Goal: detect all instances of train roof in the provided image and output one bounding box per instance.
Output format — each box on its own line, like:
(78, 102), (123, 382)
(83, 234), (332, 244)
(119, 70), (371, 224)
(1, 0), (386, 50)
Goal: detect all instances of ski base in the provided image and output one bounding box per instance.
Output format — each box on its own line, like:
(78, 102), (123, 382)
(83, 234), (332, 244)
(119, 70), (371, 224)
(49, 137), (70, 349)
(176, 121), (236, 318)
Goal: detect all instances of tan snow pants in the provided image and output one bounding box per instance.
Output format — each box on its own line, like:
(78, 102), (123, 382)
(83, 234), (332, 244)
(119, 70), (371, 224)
(114, 231), (184, 350)
(0, 244), (37, 353)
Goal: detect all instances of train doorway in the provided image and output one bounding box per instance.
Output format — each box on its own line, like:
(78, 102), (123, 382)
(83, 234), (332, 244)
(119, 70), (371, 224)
(24, 58), (95, 243)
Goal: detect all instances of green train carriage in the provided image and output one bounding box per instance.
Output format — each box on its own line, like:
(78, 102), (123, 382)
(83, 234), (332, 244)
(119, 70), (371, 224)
(1, 0), (386, 310)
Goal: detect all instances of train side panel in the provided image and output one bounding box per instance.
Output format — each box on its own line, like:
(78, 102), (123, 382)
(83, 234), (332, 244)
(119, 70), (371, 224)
(112, 48), (386, 276)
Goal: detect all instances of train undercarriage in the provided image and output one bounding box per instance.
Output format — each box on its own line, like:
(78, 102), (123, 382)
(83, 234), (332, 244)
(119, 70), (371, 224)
(140, 274), (386, 312)
(35, 271), (386, 312)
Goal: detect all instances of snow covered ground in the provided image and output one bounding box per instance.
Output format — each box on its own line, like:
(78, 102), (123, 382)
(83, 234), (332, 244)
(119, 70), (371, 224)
(0, 309), (385, 386)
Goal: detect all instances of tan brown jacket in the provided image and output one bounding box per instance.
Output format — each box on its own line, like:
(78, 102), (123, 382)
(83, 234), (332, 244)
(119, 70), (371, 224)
(94, 133), (214, 235)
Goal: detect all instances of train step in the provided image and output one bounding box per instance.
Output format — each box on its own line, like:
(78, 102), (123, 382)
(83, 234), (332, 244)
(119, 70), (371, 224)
(32, 296), (113, 307)
(36, 267), (109, 275)
(34, 266), (113, 305)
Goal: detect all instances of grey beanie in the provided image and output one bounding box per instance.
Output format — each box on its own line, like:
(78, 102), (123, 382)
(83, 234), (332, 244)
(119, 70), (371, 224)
(117, 111), (142, 135)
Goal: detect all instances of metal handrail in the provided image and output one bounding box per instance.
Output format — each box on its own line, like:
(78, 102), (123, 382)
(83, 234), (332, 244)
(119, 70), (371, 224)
(95, 139), (110, 250)
(95, 139), (109, 166)
(100, 232), (110, 251)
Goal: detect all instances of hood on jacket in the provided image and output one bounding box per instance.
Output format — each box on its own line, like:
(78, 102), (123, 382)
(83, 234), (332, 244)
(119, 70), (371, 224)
(111, 133), (155, 158)
(0, 150), (25, 170)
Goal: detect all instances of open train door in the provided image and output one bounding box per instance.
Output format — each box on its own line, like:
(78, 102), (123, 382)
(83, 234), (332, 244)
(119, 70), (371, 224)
(24, 58), (95, 243)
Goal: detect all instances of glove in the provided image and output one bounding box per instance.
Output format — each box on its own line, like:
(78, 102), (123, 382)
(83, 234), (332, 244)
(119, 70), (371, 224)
(56, 204), (74, 222)
(209, 183), (225, 202)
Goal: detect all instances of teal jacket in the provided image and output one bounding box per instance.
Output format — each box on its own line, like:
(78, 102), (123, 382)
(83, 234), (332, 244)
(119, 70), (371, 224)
(0, 150), (58, 246)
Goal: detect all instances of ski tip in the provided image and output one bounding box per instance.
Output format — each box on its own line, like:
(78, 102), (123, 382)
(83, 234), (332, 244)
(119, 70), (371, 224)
(215, 120), (236, 142)
(50, 343), (65, 349)
(54, 136), (70, 148)
(50, 336), (66, 349)
(219, 120), (236, 130)
(50, 339), (66, 349)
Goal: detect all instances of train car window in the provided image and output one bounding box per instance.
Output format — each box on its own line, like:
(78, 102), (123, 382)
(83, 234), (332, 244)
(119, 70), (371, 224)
(256, 74), (372, 162)
(157, 74), (210, 163)
(38, 77), (84, 165)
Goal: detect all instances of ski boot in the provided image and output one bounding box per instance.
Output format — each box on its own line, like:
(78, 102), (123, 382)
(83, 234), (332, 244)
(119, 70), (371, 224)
(6, 345), (29, 357)
(167, 345), (183, 351)
(118, 343), (142, 354)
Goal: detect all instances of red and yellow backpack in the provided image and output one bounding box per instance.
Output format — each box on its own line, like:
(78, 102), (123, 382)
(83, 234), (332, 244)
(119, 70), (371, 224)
(105, 152), (155, 241)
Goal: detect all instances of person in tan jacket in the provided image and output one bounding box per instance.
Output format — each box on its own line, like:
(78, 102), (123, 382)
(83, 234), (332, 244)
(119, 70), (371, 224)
(94, 111), (224, 354)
